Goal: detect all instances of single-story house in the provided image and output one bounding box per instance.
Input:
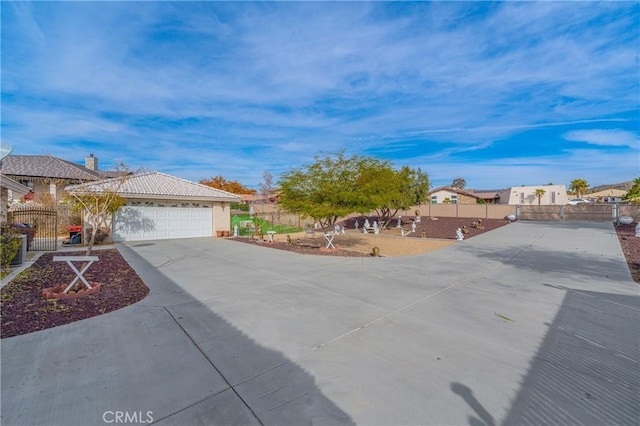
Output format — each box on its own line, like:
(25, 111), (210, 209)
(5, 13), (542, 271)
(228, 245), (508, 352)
(0, 154), (127, 201)
(586, 189), (626, 203)
(66, 171), (241, 242)
(427, 187), (481, 204)
(497, 184), (568, 205)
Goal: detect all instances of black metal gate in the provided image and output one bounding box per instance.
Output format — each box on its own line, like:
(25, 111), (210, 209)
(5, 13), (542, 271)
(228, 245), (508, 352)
(8, 207), (58, 251)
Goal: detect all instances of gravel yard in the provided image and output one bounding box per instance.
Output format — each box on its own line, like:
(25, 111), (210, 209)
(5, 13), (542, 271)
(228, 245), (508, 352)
(616, 222), (640, 283)
(232, 216), (511, 257)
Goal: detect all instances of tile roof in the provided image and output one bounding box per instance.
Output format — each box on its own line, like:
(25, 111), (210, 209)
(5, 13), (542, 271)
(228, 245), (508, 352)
(3, 154), (135, 181)
(1, 155), (102, 181)
(471, 191), (501, 199)
(428, 186), (479, 198)
(587, 189), (627, 198)
(66, 171), (242, 201)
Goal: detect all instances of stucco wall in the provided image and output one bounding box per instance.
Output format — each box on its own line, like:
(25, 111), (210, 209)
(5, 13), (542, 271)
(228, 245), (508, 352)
(213, 203), (231, 233)
(500, 185), (568, 205)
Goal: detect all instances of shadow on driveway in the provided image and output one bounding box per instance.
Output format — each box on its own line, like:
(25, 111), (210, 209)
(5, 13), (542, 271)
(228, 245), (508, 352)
(119, 244), (355, 425)
(502, 287), (640, 425)
(0, 244), (354, 426)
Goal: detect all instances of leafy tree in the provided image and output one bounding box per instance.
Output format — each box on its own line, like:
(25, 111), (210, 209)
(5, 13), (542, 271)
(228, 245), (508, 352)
(200, 176), (256, 195)
(451, 177), (466, 189)
(278, 152), (363, 229)
(535, 188), (546, 205)
(624, 177), (640, 203)
(65, 174), (129, 255)
(354, 164), (430, 228)
(278, 152), (430, 230)
(569, 179), (589, 197)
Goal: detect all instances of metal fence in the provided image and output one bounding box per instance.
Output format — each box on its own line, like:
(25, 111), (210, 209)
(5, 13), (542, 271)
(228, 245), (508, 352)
(8, 206), (58, 251)
(517, 204), (638, 222)
(231, 211), (302, 237)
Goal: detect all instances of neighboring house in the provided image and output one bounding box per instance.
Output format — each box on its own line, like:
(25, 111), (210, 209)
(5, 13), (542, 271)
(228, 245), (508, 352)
(0, 154), (124, 201)
(497, 184), (568, 205)
(240, 191), (281, 204)
(66, 171), (241, 242)
(0, 174), (30, 224)
(241, 194), (269, 204)
(428, 186), (480, 204)
(468, 190), (501, 204)
(587, 189), (626, 203)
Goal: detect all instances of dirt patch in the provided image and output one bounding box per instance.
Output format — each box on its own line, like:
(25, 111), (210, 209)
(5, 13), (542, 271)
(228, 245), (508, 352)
(231, 216), (511, 257)
(615, 223), (640, 284)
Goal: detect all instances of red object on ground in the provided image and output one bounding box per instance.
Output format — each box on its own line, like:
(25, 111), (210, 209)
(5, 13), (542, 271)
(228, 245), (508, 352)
(66, 226), (82, 232)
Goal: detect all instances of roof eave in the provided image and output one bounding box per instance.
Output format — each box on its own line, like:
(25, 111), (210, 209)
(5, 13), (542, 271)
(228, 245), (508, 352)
(66, 191), (240, 202)
(120, 194), (241, 202)
(1, 175), (31, 195)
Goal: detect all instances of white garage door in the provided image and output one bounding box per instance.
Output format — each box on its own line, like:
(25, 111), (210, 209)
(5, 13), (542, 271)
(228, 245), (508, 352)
(113, 206), (213, 242)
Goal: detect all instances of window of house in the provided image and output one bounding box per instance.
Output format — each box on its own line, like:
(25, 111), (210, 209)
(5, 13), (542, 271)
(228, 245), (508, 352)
(451, 195), (458, 204)
(19, 180), (34, 189)
(431, 195), (437, 204)
(520, 192), (525, 204)
(551, 192), (556, 204)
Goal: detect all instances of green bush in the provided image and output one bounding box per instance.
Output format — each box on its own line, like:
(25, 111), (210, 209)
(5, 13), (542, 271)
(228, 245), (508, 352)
(1, 234), (22, 272)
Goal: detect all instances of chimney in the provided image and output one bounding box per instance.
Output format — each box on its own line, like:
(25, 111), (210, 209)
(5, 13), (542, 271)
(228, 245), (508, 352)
(85, 153), (99, 171)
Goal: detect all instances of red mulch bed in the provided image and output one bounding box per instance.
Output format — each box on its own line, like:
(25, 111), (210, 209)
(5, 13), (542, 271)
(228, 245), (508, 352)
(1, 249), (149, 339)
(342, 216), (511, 239)
(615, 223), (640, 284)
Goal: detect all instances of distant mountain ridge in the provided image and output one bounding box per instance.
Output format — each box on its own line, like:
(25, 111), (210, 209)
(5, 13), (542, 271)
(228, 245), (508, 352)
(587, 181), (634, 193)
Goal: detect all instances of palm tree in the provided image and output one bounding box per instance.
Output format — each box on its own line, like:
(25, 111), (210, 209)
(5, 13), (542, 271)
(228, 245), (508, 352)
(569, 179), (589, 197)
(624, 177), (640, 203)
(535, 188), (546, 205)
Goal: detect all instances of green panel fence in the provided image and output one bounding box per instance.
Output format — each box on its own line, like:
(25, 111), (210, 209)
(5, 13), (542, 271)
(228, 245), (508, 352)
(231, 213), (301, 237)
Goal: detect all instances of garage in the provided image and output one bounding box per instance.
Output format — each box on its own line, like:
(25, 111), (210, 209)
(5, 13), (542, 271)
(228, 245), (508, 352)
(113, 205), (213, 242)
(66, 171), (241, 243)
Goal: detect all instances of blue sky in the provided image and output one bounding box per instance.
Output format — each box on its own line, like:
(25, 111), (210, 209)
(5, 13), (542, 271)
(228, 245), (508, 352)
(2, 1), (638, 190)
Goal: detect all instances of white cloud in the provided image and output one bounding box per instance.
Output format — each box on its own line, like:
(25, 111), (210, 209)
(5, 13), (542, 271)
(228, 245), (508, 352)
(563, 129), (639, 148)
(2, 2), (638, 188)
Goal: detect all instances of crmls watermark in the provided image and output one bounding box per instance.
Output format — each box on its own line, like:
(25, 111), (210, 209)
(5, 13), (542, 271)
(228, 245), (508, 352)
(102, 411), (154, 424)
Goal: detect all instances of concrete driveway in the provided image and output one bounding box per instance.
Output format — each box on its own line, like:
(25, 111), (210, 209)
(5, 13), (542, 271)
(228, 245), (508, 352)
(2, 221), (638, 425)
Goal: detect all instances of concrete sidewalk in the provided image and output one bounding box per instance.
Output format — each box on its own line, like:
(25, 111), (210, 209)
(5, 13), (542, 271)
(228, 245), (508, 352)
(1, 221), (638, 425)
